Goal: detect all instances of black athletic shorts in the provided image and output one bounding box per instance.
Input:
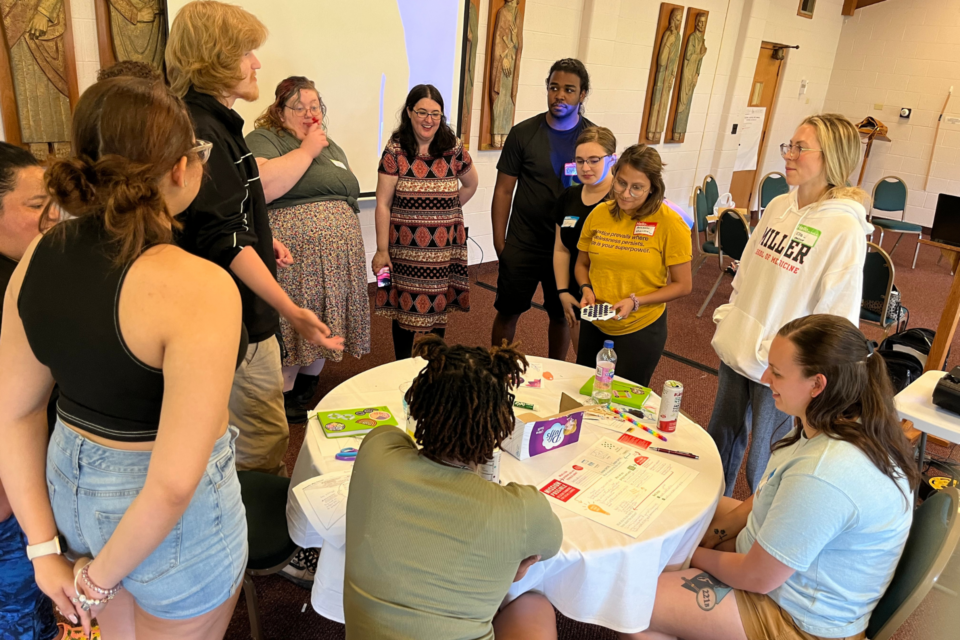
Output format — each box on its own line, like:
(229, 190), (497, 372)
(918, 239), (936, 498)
(494, 243), (565, 320)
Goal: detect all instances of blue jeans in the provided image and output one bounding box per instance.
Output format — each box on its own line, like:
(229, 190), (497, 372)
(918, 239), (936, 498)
(706, 363), (793, 496)
(0, 515), (58, 640)
(47, 422), (248, 619)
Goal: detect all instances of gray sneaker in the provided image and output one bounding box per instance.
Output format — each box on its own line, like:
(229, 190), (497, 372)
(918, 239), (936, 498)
(280, 547), (319, 589)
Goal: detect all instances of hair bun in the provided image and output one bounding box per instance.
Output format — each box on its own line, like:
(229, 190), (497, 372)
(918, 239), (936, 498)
(490, 341), (528, 387)
(412, 333), (448, 364)
(45, 157), (99, 213)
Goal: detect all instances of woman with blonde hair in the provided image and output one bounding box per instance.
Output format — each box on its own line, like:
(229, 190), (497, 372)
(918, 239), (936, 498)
(574, 144), (692, 386)
(553, 125), (617, 355)
(706, 113), (874, 497)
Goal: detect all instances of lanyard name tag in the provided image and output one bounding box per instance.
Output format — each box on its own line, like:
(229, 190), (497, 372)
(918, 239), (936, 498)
(330, 159), (347, 170)
(562, 216), (579, 228)
(564, 162), (577, 176)
(634, 221), (658, 236)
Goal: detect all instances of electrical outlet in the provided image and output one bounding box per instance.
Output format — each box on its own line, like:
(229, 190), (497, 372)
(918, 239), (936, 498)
(874, 103), (884, 111)
(731, 124), (739, 134)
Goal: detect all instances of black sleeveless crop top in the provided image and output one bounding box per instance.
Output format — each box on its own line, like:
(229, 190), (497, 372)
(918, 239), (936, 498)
(18, 217), (247, 442)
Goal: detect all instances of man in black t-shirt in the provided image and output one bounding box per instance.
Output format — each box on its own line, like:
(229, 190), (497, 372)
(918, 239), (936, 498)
(491, 59), (594, 359)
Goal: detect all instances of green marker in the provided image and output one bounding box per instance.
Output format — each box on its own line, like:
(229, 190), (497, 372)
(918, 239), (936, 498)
(513, 400), (537, 411)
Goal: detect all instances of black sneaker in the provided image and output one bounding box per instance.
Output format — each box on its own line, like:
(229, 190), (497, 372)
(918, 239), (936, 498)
(280, 547), (320, 589)
(291, 374), (320, 407)
(283, 391), (309, 424)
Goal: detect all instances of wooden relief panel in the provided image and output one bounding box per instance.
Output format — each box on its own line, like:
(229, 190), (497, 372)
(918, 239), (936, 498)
(0, 0), (80, 159)
(665, 8), (708, 144)
(458, 0), (481, 149)
(479, 0), (525, 150)
(94, 0), (167, 72)
(640, 3), (684, 146)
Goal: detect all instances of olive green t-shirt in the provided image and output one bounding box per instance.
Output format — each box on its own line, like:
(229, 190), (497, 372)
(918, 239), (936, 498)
(344, 426), (563, 640)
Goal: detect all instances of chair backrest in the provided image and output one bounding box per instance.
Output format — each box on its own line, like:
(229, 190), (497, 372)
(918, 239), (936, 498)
(717, 209), (750, 260)
(694, 186), (709, 235)
(759, 172), (789, 210)
(867, 487), (960, 640)
(872, 176), (908, 214)
(862, 242), (895, 327)
(703, 175), (719, 213)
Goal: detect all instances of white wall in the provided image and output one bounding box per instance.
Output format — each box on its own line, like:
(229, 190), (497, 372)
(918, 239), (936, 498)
(56, 0), (853, 280)
(823, 0), (960, 226)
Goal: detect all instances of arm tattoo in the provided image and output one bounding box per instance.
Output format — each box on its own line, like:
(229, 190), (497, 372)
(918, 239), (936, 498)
(713, 527), (728, 541)
(680, 572), (733, 611)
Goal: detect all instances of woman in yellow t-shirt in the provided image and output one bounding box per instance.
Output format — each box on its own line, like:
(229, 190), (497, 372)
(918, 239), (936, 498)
(574, 144), (692, 386)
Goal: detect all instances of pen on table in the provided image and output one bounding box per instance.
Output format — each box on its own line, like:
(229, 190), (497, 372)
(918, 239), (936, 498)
(651, 447), (698, 460)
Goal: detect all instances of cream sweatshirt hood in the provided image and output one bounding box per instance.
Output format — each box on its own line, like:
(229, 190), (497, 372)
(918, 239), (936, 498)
(711, 191), (872, 382)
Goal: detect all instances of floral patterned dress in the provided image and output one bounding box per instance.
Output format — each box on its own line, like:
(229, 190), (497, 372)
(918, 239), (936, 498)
(375, 139), (472, 331)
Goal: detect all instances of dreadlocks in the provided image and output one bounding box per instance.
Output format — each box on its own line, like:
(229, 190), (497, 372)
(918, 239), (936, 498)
(407, 335), (528, 466)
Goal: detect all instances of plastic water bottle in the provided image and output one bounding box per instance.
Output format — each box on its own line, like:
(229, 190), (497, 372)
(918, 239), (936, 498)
(593, 340), (617, 402)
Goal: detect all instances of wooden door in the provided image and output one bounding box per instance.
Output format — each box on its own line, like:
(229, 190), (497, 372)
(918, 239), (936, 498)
(730, 43), (783, 209)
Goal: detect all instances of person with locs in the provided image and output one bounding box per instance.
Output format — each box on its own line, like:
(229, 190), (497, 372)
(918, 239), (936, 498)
(491, 58), (595, 360)
(706, 113), (874, 496)
(166, 1), (344, 477)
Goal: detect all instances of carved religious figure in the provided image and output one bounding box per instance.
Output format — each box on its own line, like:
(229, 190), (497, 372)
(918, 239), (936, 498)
(459, 0), (479, 147)
(646, 8), (682, 143)
(489, 0), (522, 149)
(107, 0), (166, 70)
(1, 0), (72, 159)
(672, 12), (707, 141)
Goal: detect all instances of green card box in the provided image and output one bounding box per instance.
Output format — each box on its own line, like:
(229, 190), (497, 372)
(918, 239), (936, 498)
(578, 378), (653, 409)
(314, 406), (398, 438)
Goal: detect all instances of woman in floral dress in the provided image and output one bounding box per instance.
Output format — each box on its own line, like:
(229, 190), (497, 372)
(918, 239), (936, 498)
(247, 76), (371, 422)
(372, 84), (479, 359)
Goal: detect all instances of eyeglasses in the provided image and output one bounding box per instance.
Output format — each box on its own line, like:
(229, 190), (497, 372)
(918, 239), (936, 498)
(779, 143), (821, 160)
(285, 104), (323, 117)
(613, 176), (649, 198)
(574, 156), (611, 167)
(191, 139), (213, 165)
(412, 109), (443, 121)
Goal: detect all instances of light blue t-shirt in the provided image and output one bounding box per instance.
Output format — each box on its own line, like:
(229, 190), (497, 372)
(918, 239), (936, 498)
(736, 430), (912, 638)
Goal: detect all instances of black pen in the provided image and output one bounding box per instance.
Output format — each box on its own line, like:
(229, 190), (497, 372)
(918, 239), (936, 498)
(651, 447), (699, 460)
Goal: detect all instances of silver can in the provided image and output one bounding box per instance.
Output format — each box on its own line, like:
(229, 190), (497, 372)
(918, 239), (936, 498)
(657, 381), (684, 433)
(478, 449), (502, 483)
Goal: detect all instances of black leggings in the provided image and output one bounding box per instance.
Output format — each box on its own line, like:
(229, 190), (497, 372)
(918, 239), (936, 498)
(391, 321), (446, 361)
(575, 310), (668, 388)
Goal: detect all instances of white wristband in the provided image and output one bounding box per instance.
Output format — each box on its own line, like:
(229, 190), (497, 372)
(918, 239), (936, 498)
(26, 535), (63, 561)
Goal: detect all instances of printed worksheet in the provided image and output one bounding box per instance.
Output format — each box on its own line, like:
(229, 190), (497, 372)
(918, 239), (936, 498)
(292, 470), (353, 548)
(540, 438), (699, 538)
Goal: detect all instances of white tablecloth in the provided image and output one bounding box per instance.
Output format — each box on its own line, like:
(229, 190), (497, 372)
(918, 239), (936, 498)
(286, 356), (724, 634)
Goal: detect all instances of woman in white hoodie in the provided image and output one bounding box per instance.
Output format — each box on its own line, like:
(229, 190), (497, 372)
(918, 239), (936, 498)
(706, 114), (873, 496)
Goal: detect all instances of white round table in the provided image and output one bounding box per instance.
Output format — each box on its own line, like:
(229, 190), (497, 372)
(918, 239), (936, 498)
(286, 356), (724, 634)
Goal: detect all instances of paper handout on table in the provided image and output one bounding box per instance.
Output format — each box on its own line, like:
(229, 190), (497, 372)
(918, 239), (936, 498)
(539, 438), (699, 538)
(292, 470), (353, 548)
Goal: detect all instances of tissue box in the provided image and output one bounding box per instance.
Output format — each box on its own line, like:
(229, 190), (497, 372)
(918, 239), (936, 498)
(501, 409), (584, 460)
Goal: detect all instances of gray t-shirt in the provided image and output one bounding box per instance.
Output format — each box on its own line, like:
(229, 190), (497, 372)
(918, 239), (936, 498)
(344, 426), (563, 640)
(737, 430), (912, 638)
(245, 127), (361, 212)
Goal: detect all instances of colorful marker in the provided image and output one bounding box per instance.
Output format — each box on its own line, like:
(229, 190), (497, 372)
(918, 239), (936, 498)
(608, 405), (668, 442)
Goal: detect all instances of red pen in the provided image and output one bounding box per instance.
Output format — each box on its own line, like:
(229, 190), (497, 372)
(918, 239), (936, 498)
(651, 447), (699, 460)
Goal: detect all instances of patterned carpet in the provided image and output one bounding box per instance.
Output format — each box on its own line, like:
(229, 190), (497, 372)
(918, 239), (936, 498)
(225, 232), (960, 639)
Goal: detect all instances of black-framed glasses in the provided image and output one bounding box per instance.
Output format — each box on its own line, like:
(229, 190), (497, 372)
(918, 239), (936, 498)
(285, 104), (323, 117)
(191, 139), (213, 165)
(412, 109), (443, 120)
(779, 143), (821, 160)
(574, 155), (611, 167)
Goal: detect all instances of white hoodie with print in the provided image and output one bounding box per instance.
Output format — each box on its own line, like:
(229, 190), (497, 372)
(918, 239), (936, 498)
(711, 190), (874, 383)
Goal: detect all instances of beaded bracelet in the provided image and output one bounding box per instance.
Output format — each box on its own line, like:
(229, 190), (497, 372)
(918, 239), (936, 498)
(72, 564), (121, 611)
(629, 293), (640, 312)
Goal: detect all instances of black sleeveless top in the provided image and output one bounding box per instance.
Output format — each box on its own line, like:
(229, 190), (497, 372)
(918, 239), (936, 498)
(18, 217), (247, 442)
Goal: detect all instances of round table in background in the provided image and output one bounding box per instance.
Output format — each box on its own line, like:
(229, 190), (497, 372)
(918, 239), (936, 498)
(286, 356), (724, 634)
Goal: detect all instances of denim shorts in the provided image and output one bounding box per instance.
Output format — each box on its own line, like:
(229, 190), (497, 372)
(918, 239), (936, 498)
(46, 421), (248, 619)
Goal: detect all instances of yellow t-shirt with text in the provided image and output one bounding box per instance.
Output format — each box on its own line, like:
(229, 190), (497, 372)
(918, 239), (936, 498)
(577, 201), (692, 335)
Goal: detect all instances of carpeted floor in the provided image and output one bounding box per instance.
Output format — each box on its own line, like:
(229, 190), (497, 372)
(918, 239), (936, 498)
(226, 231), (960, 640)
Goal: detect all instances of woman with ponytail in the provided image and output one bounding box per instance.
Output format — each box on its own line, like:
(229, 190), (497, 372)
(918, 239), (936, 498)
(0, 77), (248, 638)
(344, 336), (563, 640)
(623, 314), (918, 640)
(707, 113), (876, 498)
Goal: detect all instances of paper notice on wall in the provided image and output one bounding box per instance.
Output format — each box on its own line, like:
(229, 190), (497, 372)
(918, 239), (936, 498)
(734, 107), (767, 172)
(292, 470), (353, 548)
(539, 438), (699, 538)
